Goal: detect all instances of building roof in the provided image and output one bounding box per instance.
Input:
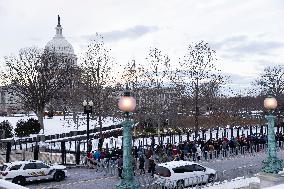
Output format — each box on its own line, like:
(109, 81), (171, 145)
(45, 15), (75, 55)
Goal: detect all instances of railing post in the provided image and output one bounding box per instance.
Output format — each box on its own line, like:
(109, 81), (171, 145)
(6, 142), (11, 163)
(61, 141), (66, 165)
(34, 141), (39, 160)
(75, 140), (81, 165)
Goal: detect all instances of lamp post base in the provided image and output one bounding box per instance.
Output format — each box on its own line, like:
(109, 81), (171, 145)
(116, 179), (140, 189)
(262, 157), (283, 174)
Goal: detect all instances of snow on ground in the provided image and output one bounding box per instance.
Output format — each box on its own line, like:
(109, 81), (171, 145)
(204, 177), (260, 189)
(0, 115), (122, 135)
(266, 184), (284, 189)
(0, 179), (29, 189)
(0, 114), (277, 152)
(0, 114), (270, 139)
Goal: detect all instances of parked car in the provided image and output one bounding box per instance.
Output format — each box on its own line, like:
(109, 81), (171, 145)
(0, 160), (67, 186)
(154, 161), (216, 188)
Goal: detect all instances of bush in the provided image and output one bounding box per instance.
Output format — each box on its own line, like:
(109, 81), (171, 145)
(0, 120), (13, 138)
(14, 118), (41, 137)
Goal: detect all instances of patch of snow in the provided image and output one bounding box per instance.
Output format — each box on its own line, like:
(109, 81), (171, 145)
(0, 179), (29, 189)
(0, 115), (122, 135)
(265, 184), (284, 189)
(204, 177), (260, 189)
(278, 169), (284, 175)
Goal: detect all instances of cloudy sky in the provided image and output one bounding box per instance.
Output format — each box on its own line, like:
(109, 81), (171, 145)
(0, 0), (284, 90)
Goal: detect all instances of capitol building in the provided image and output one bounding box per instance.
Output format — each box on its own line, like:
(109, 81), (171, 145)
(45, 15), (77, 66)
(0, 16), (76, 114)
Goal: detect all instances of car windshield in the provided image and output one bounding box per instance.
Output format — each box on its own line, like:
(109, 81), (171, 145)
(155, 166), (171, 177)
(0, 165), (7, 171)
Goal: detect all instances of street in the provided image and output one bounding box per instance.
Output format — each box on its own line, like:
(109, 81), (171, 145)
(27, 167), (118, 189)
(25, 150), (284, 189)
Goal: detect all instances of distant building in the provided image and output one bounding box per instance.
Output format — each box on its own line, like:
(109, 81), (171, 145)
(0, 86), (22, 114)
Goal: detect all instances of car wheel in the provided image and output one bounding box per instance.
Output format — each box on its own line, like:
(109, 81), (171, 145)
(54, 171), (65, 182)
(176, 180), (185, 189)
(12, 176), (26, 186)
(208, 174), (215, 183)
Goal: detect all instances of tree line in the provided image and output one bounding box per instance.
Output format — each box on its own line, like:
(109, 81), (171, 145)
(2, 35), (284, 138)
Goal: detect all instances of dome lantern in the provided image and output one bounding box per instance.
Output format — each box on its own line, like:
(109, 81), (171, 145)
(45, 15), (75, 56)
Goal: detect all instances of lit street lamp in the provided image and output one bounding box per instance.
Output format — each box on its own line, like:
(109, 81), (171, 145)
(262, 96), (283, 173)
(116, 87), (140, 189)
(83, 100), (93, 153)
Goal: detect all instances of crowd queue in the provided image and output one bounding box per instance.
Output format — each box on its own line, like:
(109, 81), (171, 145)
(84, 133), (284, 177)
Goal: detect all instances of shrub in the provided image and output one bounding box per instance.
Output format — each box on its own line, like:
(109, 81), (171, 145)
(0, 120), (13, 138)
(15, 118), (41, 137)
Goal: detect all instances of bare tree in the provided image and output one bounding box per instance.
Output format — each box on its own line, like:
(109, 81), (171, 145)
(119, 59), (146, 135)
(80, 34), (117, 142)
(142, 47), (172, 141)
(174, 41), (225, 138)
(50, 66), (82, 122)
(255, 65), (284, 97)
(4, 47), (73, 132)
(254, 65), (284, 128)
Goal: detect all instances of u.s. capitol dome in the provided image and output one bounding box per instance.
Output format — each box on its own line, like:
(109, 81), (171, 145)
(45, 15), (77, 65)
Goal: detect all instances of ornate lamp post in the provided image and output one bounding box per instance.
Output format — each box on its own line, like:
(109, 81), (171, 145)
(83, 100), (93, 153)
(116, 88), (140, 189)
(262, 96), (283, 173)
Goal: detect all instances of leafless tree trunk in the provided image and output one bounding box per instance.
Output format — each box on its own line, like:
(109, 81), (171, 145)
(4, 47), (74, 132)
(173, 41), (225, 138)
(80, 34), (117, 140)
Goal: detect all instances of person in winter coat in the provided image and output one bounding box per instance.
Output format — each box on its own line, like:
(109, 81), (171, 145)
(148, 156), (156, 177)
(93, 150), (101, 161)
(117, 155), (123, 178)
(196, 146), (202, 161)
(138, 155), (145, 174)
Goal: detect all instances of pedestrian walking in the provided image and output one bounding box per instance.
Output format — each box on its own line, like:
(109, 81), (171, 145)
(148, 156), (156, 177)
(138, 155), (145, 174)
(117, 155), (123, 178)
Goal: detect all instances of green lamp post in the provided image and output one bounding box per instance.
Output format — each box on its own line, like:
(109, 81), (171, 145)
(262, 96), (283, 173)
(116, 88), (140, 189)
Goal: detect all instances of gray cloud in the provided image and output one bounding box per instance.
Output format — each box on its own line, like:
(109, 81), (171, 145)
(212, 35), (248, 49)
(219, 73), (257, 95)
(225, 73), (255, 85)
(211, 35), (284, 60)
(83, 25), (158, 42)
(230, 41), (284, 55)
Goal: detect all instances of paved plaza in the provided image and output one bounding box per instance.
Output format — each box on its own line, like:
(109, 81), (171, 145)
(28, 167), (118, 189)
(24, 150), (284, 189)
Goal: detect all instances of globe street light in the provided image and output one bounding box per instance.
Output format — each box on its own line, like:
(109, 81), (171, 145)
(116, 88), (140, 189)
(262, 96), (283, 173)
(83, 100), (93, 153)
